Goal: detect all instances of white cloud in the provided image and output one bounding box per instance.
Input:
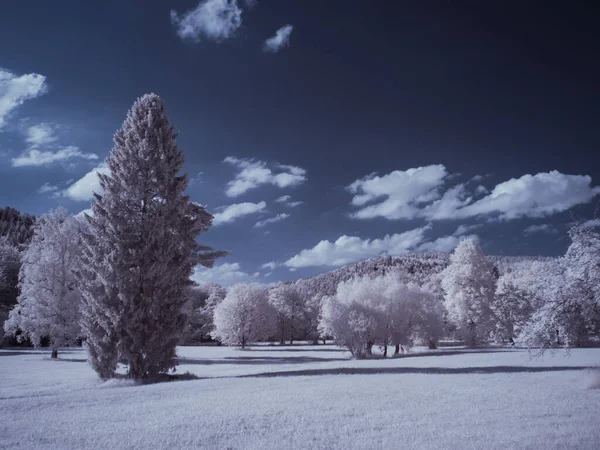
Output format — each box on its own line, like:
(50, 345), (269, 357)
(263, 25), (293, 52)
(453, 223), (482, 236)
(349, 167), (600, 222)
(524, 224), (558, 235)
(191, 262), (256, 286)
(457, 172), (600, 220)
(260, 261), (278, 270)
(224, 156), (306, 197)
(61, 163), (109, 201)
(171, 0), (243, 42)
(12, 146), (98, 167)
(213, 201), (266, 225)
(348, 165), (448, 220)
(417, 234), (478, 253)
(37, 182), (59, 194)
(275, 195), (303, 207)
(284, 226), (432, 268)
(0, 69), (47, 128)
(25, 123), (57, 147)
(254, 213), (290, 228)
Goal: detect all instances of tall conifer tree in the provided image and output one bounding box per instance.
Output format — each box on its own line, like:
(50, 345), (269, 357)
(79, 94), (225, 379)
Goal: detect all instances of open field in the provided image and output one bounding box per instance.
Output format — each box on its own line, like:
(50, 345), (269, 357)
(1, 344), (599, 450)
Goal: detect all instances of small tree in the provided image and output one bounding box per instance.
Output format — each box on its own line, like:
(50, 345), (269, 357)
(441, 238), (496, 347)
(319, 272), (444, 358)
(212, 283), (275, 348)
(78, 94), (226, 380)
(3, 208), (82, 358)
(519, 225), (600, 350)
(269, 283), (305, 345)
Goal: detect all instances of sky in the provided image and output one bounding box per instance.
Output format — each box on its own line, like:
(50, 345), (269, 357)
(1, 0), (599, 286)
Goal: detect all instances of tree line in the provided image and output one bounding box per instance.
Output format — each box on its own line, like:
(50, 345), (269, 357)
(1, 93), (599, 381)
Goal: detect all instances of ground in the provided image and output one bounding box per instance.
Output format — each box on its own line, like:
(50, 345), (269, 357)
(1, 344), (599, 449)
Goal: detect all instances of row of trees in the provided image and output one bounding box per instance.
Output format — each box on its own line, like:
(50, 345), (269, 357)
(205, 226), (600, 358)
(1, 93), (598, 377)
(4, 207), (599, 362)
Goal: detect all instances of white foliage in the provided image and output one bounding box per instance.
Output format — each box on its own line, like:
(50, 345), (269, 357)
(212, 283), (276, 347)
(319, 272), (444, 358)
(441, 238), (496, 346)
(269, 283), (305, 344)
(3, 208), (82, 355)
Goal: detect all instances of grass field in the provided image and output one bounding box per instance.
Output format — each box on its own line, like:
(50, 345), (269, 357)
(1, 344), (599, 449)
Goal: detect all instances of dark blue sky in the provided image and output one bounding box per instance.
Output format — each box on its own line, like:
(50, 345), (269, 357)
(1, 1), (599, 285)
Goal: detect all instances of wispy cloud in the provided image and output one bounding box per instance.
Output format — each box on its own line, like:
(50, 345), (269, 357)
(0, 69), (47, 129)
(275, 195), (303, 207)
(254, 213), (289, 228)
(12, 146), (98, 167)
(37, 182), (59, 194)
(25, 123), (57, 147)
(523, 224), (558, 235)
(213, 201), (267, 225)
(223, 156), (306, 197)
(171, 0), (243, 42)
(191, 262), (256, 286)
(263, 25), (293, 52)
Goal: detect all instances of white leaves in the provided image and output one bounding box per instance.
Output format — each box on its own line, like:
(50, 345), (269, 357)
(319, 272), (444, 358)
(3, 207), (82, 350)
(212, 283), (275, 347)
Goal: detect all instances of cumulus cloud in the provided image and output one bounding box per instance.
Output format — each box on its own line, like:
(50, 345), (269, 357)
(284, 226), (434, 269)
(0, 69), (47, 128)
(263, 25), (293, 52)
(191, 262), (256, 286)
(12, 146), (98, 167)
(254, 213), (290, 228)
(61, 163), (109, 201)
(524, 224), (558, 235)
(213, 201), (266, 225)
(275, 195), (303, 207)
(349, 167), (600, 222)
(171, 0), (243, 42)
(224, 156), (306, 197)
(457, 172), (600, 220)
(25, 123), (57, 147)
(348, 165), (448, 220)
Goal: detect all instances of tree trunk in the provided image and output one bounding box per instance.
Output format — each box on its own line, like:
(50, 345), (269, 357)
(365, 341), (373, 356)
(383, 344), (388, 358)
(428, 338), (437, 350)
(322, 338), (326, 345)
(51, 349), (58, 359)
(280, 320), (285, 345)
(394, 344), (400, 356)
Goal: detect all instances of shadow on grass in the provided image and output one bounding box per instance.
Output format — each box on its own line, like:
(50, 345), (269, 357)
(240, 365), (595, 378)
(177, 355), (347, 366)
(255, 347), (347, 353)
